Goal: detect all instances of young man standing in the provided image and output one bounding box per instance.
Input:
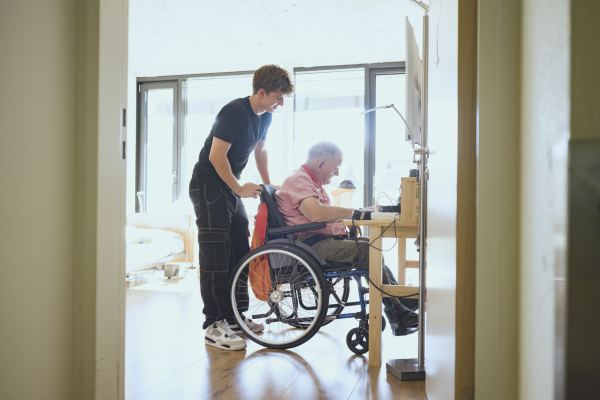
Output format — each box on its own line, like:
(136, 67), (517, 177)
(189, 65), (293, 350)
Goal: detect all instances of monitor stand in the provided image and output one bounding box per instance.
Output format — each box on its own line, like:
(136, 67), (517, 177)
(386, 358), (426, 381)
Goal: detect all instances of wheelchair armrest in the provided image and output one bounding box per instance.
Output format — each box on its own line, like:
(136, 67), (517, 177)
(267, 222), (326, 236)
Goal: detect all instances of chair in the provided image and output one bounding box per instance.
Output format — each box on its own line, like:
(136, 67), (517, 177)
(228, 185), (383, 354)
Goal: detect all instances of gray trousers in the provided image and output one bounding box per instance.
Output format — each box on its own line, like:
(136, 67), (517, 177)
(309, 237), (415, 324)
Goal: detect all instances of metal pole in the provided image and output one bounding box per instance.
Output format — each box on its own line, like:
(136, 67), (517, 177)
(385, 10), (429, 383)
(417, 13), (429, 371)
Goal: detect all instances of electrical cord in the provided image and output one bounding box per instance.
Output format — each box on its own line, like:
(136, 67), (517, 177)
(349, 215), (419, 299)
(331, 218), (348, 236)
(365, 215), (400, 252)
(376, 191), (398, 208)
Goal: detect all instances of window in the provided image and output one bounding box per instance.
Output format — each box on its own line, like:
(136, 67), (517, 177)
(372, 70), (414, 207)
(184, 75), (253, 189)
(370, 68), (419, 285)
(294, 68), (365, 208)
(137, 81), (178, 213)
(135, 64), (409, 218)
(184, 74), (291, 220)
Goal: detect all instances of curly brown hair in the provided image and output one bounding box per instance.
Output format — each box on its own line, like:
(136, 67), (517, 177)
(252, 65), (294, 95)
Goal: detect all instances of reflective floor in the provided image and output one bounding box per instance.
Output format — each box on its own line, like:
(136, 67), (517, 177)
(125, 268), (426, 400)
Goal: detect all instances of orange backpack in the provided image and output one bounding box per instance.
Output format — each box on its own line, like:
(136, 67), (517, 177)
(249, 202), (272, 301)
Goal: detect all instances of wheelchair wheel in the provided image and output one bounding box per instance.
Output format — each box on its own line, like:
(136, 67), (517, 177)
(284, 275), (351, 329)
(230, 244), (329, 349)
(323, 276), (351, 326)
(346, 327), (369, 355)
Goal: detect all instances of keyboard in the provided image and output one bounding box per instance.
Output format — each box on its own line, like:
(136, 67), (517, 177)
(351, 209), (399, 221)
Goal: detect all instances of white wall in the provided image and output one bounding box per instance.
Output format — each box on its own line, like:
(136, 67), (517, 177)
(520, 0), (570, 399)
(129, 0), (424, 77)
(424, 0), (459, 398)
(0, 2), (76, 399)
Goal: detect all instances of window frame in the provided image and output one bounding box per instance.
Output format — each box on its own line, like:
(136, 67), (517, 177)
(135, 63), (405, 212)
(135, 80), (179, 213)
(135, 71), (254, 212)
(367, 63), (406, 206)
(295, 62), (405, 206)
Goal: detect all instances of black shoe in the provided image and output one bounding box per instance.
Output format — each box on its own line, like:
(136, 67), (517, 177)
(401, 298), (419, 312)
(391, 324), (419, 336)
(388, 310), (419, 337)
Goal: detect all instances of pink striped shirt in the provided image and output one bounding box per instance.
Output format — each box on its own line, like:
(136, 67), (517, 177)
(275, 166), (345, 237)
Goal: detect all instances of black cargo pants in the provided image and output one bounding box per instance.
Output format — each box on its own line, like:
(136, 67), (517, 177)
(189, 178), (250, 329)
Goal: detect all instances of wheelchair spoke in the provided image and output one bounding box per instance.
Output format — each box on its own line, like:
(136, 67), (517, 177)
(230, 245), (328, 349)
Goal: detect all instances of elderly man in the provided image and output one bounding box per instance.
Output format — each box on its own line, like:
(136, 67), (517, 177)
(275, 141), (418, 335)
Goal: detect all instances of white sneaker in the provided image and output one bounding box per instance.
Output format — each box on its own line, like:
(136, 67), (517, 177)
(204, 320), (246, 351)
(229, 316), (265, 334)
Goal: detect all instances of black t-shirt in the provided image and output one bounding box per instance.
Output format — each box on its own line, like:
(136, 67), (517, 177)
(192, 97), (272, 187)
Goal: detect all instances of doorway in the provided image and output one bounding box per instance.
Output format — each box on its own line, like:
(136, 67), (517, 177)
(95, 0), (474, 400)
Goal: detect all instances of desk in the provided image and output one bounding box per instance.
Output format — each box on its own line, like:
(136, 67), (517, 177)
(344, 216), (419, 367)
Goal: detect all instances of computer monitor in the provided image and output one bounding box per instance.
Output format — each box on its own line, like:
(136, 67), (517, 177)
(405, 17), (423, 146)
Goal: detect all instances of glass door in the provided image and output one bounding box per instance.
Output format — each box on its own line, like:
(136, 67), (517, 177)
(137, 81), (179, 213)
(369, 67), (419, 285)
(369, 68), (414, 207)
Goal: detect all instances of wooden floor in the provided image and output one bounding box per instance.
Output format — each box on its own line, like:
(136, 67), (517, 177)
(126, 268), (426, 400)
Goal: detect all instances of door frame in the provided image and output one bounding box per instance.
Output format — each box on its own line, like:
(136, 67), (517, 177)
(94, 1), (480, 399)
(455, 0), (477, 397)
(96, 0), (128, 398)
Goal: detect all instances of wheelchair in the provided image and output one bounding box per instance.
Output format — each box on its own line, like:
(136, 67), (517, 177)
(228, 185), (385, 355)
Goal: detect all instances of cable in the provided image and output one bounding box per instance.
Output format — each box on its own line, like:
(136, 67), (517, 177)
(349, 215), (419, 299)
(376, 191), (398, 207)
(331, 219), (348, 236)
(364, 213), (401, 252)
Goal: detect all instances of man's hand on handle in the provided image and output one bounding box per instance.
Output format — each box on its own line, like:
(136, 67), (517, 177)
(236, 183), (263, 198)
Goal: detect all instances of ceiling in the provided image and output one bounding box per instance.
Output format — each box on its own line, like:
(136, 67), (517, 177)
(129, 0), (426, 77)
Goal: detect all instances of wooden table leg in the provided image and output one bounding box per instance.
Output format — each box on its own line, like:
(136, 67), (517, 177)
(397, 236), (407, 285)
(368, 226), (383, 367)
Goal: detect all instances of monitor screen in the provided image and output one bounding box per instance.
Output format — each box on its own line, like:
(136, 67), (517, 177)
(405, 17), (423, 146)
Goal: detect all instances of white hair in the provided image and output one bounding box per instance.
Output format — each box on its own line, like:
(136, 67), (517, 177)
(306, 141), (342, 163)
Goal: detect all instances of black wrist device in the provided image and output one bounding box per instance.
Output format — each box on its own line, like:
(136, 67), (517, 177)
(352, 209), (372, 220)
